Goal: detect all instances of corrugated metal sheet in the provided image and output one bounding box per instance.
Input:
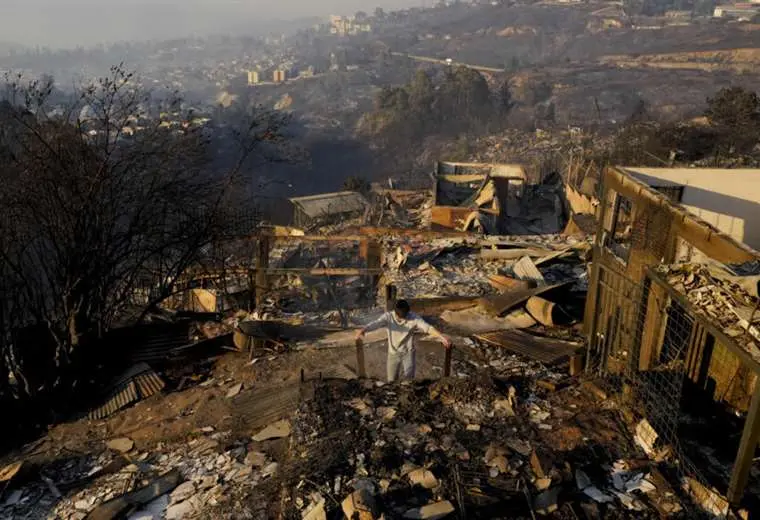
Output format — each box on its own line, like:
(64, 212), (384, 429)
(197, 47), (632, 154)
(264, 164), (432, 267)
(89, 363), (165, 420)
(289, 191), (368, 219)
(232, 383), (302, 430)
(475, 330), (581, 365)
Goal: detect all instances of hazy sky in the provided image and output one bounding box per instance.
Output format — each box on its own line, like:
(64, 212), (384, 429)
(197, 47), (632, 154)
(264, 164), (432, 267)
(0, 0), (425, 48)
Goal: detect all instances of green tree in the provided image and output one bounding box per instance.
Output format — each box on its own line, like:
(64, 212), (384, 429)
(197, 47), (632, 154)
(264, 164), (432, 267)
(407, 70), (435, 113)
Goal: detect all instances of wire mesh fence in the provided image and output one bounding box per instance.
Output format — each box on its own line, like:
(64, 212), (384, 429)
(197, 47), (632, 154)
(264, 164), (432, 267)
(587, 265), (754, 516)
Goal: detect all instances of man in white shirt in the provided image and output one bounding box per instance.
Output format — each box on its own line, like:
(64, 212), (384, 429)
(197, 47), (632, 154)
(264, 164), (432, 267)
(355, 299), (451, 382)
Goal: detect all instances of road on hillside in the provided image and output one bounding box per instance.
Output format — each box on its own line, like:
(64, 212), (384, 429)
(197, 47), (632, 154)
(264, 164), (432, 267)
(390, 52), (505, 74)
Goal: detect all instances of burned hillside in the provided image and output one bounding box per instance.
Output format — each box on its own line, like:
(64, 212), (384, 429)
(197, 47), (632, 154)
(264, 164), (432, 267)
(2, 160), (760, 520)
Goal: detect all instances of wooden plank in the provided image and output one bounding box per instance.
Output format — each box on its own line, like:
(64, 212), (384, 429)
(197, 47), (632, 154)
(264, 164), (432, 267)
(356, 226), (470, 238)
(407, 296), (479, 314)
(480, 248), (553, 260)
(477, 282), (571, 317)
(475, 329), (582, 364)
(487, 274), (534, 292)
(430, 206), (476, 229)
(270, 234), (364, 242)
(444, 347), (452, 377)
(513, 256), (545, 286)
(728, 380), (760, 505)
(355, 339), (366, 378)
(265, 268), (384, 276)
(533, 246), (576, 266)
(255, 235), (270, 308)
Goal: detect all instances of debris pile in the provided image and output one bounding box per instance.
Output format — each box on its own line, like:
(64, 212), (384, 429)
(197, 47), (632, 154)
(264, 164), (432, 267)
(1, 426), (284, 520)
(278, 376), (682, 519)
(381, 235), (590, 300)
(658, 263), (760, 360)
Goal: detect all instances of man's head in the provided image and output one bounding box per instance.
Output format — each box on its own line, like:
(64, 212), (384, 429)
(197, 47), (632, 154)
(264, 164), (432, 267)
(394, 299), (410, 320)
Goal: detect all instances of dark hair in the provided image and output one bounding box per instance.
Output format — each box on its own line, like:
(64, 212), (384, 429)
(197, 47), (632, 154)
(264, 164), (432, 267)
(394, 299), (410, 318)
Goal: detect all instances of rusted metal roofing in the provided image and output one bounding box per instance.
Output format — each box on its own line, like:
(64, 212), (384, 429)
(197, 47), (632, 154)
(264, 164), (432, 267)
(89, 363), (165, 420)
(289, 191), (368, 219)
(475, 330), (581, 365)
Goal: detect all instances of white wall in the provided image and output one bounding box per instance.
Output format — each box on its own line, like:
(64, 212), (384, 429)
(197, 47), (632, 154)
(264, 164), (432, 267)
(622, 167), (760, 252)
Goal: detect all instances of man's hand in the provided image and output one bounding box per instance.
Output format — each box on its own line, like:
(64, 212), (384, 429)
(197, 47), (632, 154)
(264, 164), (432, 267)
(355, 329), (365, 341)
(442, 336), (452, 350)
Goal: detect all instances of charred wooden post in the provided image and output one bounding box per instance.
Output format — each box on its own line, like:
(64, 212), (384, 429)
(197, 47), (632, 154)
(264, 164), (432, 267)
(385, 284), (397, 311)
(355, 338), (366, 378)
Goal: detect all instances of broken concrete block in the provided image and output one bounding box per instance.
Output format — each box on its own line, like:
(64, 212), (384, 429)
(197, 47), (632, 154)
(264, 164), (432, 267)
(262, 462), (279, 478)
(169, 481), (196, 504)
(341, 489), (377, 520)
(226, 383), (243, 398)
(253, 419), (291, 441)
(106, 437), (135, 453)
(493, 398), (515, 416)
(505, 438), (532, 457)
(407, 468), (438, 489)
(377, 406), (397, 421)
(75, 497), (95, 511)
(534, 487), (560, 516)
(166, 497), (201, 520)
(403, 500), (455, 519)
(485, 445), (508, 464)
(302, 498), (326, 520)
(486, 455), (508, 474)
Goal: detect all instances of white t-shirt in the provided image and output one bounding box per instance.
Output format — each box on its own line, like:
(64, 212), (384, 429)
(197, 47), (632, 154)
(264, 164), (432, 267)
(364, 311), (433, 355)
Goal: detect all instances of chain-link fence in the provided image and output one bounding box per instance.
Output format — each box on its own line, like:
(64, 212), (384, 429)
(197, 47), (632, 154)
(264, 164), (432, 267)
(587, 265), (756, 516)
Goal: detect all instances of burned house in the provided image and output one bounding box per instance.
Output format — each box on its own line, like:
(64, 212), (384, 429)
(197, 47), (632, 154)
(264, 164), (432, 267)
(585, 165), (760, 510)
(431, 161), (526, 233)
(430, 161), (570, 235)
(289, 191), (368, 229)
(621, 166), (760, 252)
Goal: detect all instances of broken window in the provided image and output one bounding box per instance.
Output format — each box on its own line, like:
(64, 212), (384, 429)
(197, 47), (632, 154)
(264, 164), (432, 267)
(605, 192), (633, 263)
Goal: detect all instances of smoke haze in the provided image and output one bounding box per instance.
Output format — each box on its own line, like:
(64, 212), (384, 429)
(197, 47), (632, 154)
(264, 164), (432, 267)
(0, 0), (424, 48)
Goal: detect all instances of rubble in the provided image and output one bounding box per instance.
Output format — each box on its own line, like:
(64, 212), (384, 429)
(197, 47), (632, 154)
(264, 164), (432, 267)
(658, 263), (760, 360)
(106, 437), (134, 453)
(252, 419), (291, 441)
(0, 168), (711, 520)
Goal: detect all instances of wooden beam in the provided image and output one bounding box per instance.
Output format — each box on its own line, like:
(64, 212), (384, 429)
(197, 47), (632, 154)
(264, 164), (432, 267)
(355, 339), (366, 378)
(355, 226), (470, 238)
(606, 167), (758, 264)
(255, 235), (270, 308)
(728, 380), (760, 504)
(265, 268), (383, 276)
(269, 234), (365, 243)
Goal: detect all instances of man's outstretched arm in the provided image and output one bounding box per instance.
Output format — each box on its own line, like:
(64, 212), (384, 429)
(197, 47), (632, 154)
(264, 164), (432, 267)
(412, 317), (451, 349)
(355, 313), (388, 340)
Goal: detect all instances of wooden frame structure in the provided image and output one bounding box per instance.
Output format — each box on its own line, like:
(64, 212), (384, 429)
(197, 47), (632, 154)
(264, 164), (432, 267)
(585, 166), (760, 507)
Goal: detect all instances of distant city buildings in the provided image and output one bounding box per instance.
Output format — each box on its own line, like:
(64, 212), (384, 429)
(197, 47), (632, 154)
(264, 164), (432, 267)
(328, 15), (372, 36)
(714, 3), (760, 18)
(247, 70), (260, 85)
(272, 69), (287, 83)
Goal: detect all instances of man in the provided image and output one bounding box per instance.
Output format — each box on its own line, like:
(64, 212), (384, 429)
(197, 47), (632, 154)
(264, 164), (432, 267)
(355, 299), (451, 382)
